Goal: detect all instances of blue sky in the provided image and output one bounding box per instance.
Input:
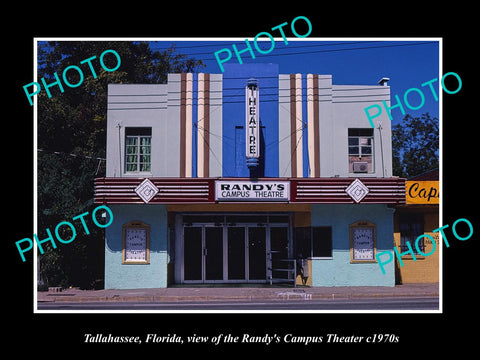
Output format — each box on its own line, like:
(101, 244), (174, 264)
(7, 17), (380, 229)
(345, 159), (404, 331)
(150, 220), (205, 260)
(149, 39), (440, 127)
(36, 38), (440, 126)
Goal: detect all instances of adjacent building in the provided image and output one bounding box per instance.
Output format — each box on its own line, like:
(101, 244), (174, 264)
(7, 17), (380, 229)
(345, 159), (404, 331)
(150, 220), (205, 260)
(94, 63), (406, 289)
(394, 169), (439, 283)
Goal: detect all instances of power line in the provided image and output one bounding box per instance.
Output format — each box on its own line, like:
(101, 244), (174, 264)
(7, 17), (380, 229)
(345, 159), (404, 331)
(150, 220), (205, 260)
(282, 126), (305, 177)
(149, 40), (382, 53)
(38, 148), (106, 161)
(203, 42), (438, 62)
(150, 41), (437, 62)
(38, 149), (106, 175)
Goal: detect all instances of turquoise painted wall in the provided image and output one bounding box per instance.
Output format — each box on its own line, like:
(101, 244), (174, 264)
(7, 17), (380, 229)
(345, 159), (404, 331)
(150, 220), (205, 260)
(311, 204), (395, 287)
(105, 204), (168, 289)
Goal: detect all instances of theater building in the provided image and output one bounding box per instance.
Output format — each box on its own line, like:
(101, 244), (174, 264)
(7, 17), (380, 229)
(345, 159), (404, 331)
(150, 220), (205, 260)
(94, 63), (405, 289)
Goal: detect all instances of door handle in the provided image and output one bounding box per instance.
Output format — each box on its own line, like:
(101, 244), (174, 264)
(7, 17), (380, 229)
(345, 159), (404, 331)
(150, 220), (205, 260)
(204, 248), (208, 256)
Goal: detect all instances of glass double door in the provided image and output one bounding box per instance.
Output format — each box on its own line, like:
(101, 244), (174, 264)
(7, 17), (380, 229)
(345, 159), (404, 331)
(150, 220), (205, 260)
(183, 226), (224, 282)
(183, 225), (277, 283)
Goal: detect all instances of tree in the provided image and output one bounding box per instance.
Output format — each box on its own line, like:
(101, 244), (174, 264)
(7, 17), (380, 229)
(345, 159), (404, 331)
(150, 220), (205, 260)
(37, 41), (204, 288)
(37, 41), (204, 156)
(392, 113), (439, 179)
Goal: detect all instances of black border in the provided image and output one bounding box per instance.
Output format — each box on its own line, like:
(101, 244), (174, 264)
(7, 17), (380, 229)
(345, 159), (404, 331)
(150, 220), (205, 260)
(7, 6), (476, 353)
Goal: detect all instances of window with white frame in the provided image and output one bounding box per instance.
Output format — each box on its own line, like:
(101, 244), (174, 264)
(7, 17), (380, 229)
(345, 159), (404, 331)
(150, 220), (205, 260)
(125, 127), (152, 173)
(348, 128), (374, 173)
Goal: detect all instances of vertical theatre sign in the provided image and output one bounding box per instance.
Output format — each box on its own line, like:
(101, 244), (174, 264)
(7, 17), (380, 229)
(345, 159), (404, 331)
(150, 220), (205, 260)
(246, 79), (259, 168)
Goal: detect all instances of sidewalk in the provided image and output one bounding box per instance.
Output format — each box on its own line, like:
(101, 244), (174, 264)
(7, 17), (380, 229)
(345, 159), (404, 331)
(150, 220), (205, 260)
(37, 283), (439, 303)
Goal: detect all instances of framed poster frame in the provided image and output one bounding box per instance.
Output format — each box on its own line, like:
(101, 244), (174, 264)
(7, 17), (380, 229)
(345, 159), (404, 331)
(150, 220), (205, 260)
(350, 220), (376, 263)
(122, 220), (150, 264)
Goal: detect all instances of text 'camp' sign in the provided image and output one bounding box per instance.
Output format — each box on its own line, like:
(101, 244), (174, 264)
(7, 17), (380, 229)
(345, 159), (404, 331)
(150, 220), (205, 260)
(405, 181), (439, 204)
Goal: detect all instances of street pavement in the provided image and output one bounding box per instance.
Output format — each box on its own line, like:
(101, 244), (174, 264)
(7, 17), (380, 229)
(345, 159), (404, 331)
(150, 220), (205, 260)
(37, 283), (439, 304)
(37, 296), (439, 310)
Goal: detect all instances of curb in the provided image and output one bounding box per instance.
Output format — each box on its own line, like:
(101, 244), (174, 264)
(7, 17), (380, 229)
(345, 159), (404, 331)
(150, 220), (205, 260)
(37, 292), (439, 303)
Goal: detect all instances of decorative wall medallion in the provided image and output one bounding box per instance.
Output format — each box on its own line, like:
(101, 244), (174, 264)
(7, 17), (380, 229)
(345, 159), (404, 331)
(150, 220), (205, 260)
(345, 178), (369, 203)
(135, 178), (158, 203)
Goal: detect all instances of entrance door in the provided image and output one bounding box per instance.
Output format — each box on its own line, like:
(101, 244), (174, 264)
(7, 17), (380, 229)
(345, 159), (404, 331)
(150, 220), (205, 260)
(183, 227), (202, 281)
(183, 226), (223, 283)
(270, 227), (291, 281)
(181, 215), (291, 284)
(205, 227), (223, 281)
(227, 227), (246, 280)
(248, 227), (266, 280)
(226, 226), (267, 282)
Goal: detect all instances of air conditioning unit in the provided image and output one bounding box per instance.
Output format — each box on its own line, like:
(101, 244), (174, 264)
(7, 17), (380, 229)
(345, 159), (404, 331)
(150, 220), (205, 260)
(353, 161), (369, 173)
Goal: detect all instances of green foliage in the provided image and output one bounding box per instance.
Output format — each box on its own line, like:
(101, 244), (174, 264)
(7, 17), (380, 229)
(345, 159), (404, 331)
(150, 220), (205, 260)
(37, 151), (104, 288)
(37, 41), (204, 288)
(392, 113), (439, 179)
